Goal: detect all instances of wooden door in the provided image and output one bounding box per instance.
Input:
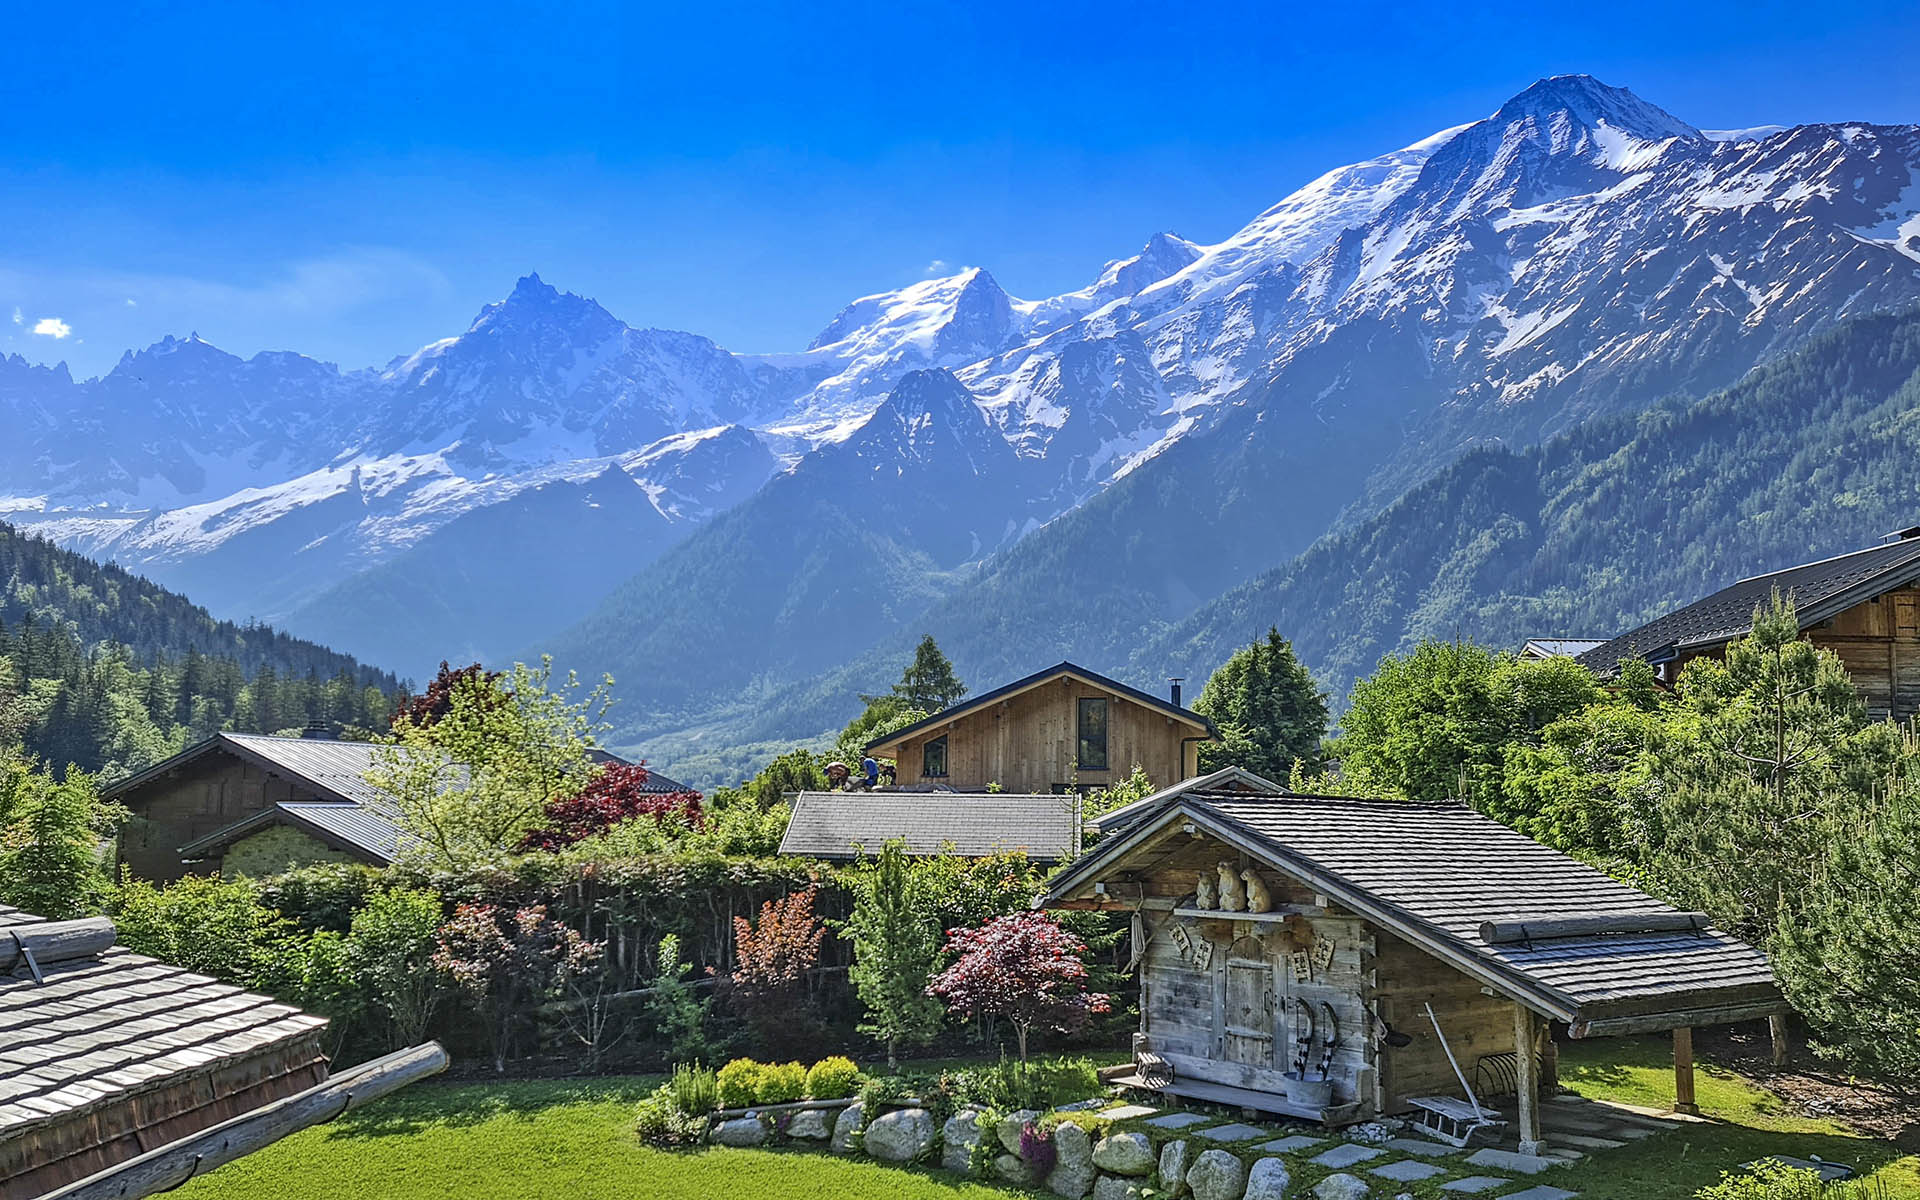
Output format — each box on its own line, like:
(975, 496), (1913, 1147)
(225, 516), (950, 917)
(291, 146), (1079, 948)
(1222, 940), (1275, 1069)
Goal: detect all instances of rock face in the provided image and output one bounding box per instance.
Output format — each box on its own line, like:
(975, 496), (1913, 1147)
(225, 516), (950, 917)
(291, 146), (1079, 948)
(1314, 1174), (1373, 1200)
(710, 1117), (766, 1147)
(1185, 1148), (1249, 1200)
(1047, 1120), (1096, 1199)
(1244, 1157), (1292, 1200)
(998, 1109), (1041, 1154)
(1158, 1139), (1192, 1198)
(942, 1109), (986, 1175)
(1092, 1176), (1146, 1200)
(864, 1107), (936, 1163)
(786, 1108), (833, 1140)
(830, 1102), (864, 1152)
(1092, 1132), (1157, 1176)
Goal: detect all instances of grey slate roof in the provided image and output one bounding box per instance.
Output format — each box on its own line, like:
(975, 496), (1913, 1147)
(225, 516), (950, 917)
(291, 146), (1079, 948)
(780, 790), (1081, 861)
(1047, 791), (1781, 1026)
(0, 903), (327, 1143)
(1522, 638), (1607, 659)
(1576, 532), (1920, 674)
(1089, 765), (1290, 833)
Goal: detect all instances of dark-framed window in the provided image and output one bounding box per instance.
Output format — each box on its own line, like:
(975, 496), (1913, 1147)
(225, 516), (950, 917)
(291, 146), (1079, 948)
(1077, 697), (1109, 771)
(923, 735), (949, 778)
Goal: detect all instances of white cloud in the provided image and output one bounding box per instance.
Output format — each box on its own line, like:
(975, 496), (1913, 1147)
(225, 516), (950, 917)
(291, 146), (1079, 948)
(31, 317), (71, 339)
(9, 307), (19, 325)
(923, 259), (952, 276)
(124, 298), (137, 307)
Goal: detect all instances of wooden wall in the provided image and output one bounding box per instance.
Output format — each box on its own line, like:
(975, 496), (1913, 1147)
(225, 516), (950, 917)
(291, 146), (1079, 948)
(1674, 586), (1920, 722)
(118, 753), (326, 881)
(886, 675), (1201, 793)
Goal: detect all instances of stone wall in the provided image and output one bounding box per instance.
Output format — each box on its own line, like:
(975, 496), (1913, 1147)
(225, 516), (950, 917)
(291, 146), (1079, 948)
(220, 824), (359, 877)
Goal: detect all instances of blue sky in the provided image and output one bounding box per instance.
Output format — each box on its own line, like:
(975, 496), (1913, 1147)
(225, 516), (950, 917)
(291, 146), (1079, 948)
(4, 0), (1918, 377)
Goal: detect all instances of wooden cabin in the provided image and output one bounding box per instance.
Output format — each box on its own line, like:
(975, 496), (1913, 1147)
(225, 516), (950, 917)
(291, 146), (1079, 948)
(1044, 784), (1785, 1150)
(864, 662), (1216, 794)
(1577, 528), (1920, 721)
(0, 905), (329, 1197)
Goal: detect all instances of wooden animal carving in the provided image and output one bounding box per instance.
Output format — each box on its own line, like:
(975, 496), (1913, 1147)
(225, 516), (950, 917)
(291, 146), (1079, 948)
(1193, 874), (1216, 910)
(1241, 869), (1272, 913)
(1216, 862), (1245, 912)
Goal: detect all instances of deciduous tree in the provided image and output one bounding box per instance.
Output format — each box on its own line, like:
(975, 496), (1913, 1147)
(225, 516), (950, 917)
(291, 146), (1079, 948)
(928, 912), (1109, 1061)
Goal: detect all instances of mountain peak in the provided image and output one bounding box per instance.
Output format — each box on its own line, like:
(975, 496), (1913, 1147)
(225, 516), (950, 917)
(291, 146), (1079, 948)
(510, 271), (556, 302)
(1492, 74), (1699, 142)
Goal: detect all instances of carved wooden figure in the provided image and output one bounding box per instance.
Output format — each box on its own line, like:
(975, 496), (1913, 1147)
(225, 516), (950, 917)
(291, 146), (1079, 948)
(1216, 862), (1245, 912)
(1194, 874), (1216, 910)
(1241, 868), (1272, 913)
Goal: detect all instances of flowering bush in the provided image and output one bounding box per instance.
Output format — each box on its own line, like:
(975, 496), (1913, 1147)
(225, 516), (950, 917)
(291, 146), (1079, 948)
(927, 913), (1110, 1060)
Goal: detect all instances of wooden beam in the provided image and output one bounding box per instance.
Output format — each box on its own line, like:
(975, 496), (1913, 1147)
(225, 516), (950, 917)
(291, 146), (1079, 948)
(1479, 912), (1709, 943)
(1672, 1026), (1699, 1116)
(1513, 1003), (1543, 1155)
(43, 1042), (449, 1200)
(1568, 999), (1786, 1037)
(1769, 1013), (1790, 1068)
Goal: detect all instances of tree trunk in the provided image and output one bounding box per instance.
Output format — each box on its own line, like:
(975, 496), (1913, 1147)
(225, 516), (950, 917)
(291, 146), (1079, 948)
(1016, 1023), (1030, 1062)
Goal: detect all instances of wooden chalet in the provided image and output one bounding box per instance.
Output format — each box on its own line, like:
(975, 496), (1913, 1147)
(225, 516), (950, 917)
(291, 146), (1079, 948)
(1042, 784), (1785, 1151)
(1577, 528), (1920, 720)
(864, 662), (1216, 794)
(0, 905), (329, 1198)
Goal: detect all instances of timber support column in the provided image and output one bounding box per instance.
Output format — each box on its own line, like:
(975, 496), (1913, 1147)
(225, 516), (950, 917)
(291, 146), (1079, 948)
(1673, 1026), (1700, 1116)
(1769, 1013), (1790, 1067)
(1513, 1003), (1543, 1156)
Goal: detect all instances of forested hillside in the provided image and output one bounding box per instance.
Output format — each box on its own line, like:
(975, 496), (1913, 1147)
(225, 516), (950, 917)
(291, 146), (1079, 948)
(1, 521), (405, 776)
(1137, 307), (1920, 703)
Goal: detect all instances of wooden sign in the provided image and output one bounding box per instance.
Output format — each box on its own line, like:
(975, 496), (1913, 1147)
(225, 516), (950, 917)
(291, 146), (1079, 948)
(1312, 937), (1335, 973)
(1289, 949), (1311, 982)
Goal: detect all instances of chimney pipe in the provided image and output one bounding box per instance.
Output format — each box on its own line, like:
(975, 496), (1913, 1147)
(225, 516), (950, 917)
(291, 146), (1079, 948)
(300, 721), (334, 740)
(1169, 677), (1184, 707)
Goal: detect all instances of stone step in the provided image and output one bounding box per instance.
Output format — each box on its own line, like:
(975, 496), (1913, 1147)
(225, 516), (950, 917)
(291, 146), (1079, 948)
(1538, 1131), (1628, 1152)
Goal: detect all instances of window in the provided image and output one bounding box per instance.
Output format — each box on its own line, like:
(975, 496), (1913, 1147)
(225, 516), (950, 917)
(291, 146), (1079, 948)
(1077, 698), (1109, 771)
(923, 735), (949, 778)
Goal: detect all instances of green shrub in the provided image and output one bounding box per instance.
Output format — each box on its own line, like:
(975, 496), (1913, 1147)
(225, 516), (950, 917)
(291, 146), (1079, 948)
(668, 1062), (720, 1114)
(717, 1058), (764, 1108)
(805, 1055), (861, 1099)
(1696, 1162), (1892, 1199)
(757, 1061), (808, 1103)
(940, 1056), (1101, 1111)
(634, 1085), (708, 1147)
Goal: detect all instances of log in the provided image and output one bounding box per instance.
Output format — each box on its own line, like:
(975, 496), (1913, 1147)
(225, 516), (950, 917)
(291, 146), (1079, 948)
(43, 1042), (449, 1200)
(0, 917), (117, 974)
(1478, 912), (1710, 944)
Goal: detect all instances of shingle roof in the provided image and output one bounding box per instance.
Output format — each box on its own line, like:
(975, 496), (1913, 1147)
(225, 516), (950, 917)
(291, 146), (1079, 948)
(1576, 533), (1920, 674)
(1088, 765), (1290, 832)
(1046, 792), (1781, 1026)
(864, 661), (1214, 754)
(0, 904), (327, 1144)
(780, 791), (1082, 861)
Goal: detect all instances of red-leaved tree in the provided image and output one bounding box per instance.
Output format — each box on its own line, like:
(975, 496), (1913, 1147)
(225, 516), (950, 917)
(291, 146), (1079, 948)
(520, 762), (702, 850)
(391, 661), (504, 729)
(928, 912), (1110, 1061)
(431, 902), (598, 1072)
(729, 887), (827, 1052)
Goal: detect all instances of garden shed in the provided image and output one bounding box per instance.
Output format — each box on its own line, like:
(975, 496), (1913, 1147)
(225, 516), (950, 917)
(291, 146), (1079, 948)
(0, 903), (330, 1198)
(1041, 786), (1786, 1151)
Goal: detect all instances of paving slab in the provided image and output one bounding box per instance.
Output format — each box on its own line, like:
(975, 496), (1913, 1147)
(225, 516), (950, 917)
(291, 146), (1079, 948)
(1193, 1122), (1269, 1143)
(1311, 1144), (1388, 1168)
(1533, 1131), (1625, 1151)
(1143, 1111), (1212, 1130)
(1057, 1098), (1108, 1112)
(1500, 1188), (1578, 1200)
(1371, 1159), (1446, 1182)
(1464, 1148), (1557, 1175)
(1386, 1137), (1458, 1157)
(1439, 1178), (1509, 1194)
(1256, 1134), (1326, 1153)
(1099, 1104), (1160, 1120)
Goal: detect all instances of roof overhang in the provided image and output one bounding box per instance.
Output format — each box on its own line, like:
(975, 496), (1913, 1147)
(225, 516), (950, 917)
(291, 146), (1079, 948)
(178, 802), (393, 865)
(865, 662), (1215, 755)
(1088, 766), (1289, 833)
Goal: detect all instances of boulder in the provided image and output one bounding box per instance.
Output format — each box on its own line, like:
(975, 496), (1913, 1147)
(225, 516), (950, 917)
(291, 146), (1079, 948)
(830, 1102), (864, 1153)
(1244, 1157), (1291, 1200)
(786, 1108), (833, 1140)
(864, 1107), (936, 1163)
(998, 1109), (1042, 1154)
(1093, 1176), (1146, 1200)
(710, 1116), (766, 1147)
(1185, 1148), (1248, 1200)
(942, 1109), (987, 1175)
(1092, 1131), (1156, 1176)
(994, 1153), (1033, 1184)
(1158, 1139), (1192, 1198)
(1313, 1173), (1371, 1200)
(1047, 1122), (1097, 1199)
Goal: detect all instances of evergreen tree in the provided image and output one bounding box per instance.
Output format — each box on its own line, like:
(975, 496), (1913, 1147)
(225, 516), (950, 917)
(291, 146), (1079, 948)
(844, 840), (944, 1069)
(891, 635), (966, 713)
(0, 753), (120, 918)
(1192, 627), (1329, 779)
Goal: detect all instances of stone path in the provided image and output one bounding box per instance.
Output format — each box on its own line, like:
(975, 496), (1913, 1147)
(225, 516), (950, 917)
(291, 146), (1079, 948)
(1099, 1104), (1160, 1121)
(1142, 1111), (1211, 1130)
(1256, 1135), (1324, 1153)
(1310, 1144), (1387, 1169)
(1371, 1159), (1446, 1182)
(1439, 1176), (1509, 1194)
(1192, 1122), (1269, 1143)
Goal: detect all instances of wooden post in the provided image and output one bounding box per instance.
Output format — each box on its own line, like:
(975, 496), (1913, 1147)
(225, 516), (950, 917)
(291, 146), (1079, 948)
(1513, 1003), (1543, 1155)
(1540, 1022), (1559, 1091)
(1769, 1013), (1790, 1068)
(1673, 1026), (1700, 1115)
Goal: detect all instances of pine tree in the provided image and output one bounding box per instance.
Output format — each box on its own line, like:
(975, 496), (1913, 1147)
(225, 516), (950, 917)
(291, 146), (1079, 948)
(891, 635), (966, 713)
(1193, 627), (1329, 779)
(844, 840), (944, 1069)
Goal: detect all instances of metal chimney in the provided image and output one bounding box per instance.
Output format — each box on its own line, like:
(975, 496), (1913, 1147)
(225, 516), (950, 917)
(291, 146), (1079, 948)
(1169, 677), (1184, 707)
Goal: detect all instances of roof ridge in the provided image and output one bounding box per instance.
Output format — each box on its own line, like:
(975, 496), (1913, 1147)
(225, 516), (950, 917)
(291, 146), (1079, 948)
(1730, 535), (1920, 585)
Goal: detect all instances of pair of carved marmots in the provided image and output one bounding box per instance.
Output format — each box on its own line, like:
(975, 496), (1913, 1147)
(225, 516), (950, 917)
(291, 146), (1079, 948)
(1193, 863), (1271, 913)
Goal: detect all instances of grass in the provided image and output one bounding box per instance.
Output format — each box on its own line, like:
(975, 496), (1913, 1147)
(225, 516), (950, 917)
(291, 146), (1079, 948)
(173, 1042), (1920, 1200)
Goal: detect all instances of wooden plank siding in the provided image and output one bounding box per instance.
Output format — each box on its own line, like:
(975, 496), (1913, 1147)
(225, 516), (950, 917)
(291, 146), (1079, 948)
(886, 675), (1200, 793)
(118, 757), (329, 882)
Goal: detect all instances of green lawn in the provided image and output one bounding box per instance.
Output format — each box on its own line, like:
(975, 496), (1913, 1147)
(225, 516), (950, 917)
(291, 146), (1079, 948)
(174, 1041), (1919, 1200)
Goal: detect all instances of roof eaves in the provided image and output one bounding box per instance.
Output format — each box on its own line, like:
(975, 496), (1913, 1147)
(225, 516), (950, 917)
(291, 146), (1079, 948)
(865, 661), (1215, 753)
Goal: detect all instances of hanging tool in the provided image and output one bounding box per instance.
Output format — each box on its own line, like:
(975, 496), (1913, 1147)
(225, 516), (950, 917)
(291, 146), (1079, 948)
(1291, 995), (1316, 1076)
(1318, 1001), (1340, 1080)
(1424, 1001), (1486, 1120)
